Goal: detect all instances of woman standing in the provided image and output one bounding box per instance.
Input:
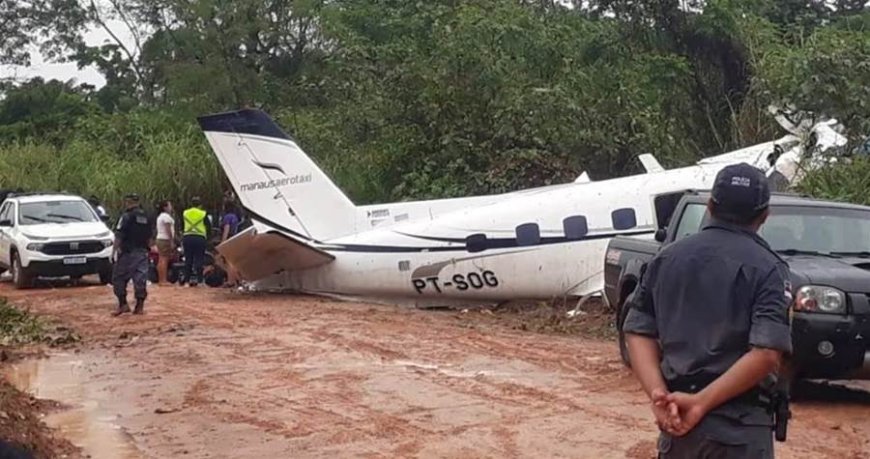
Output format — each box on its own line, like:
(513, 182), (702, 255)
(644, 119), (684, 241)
(155, 200), (176, 285)
(220, 203), (242, 287)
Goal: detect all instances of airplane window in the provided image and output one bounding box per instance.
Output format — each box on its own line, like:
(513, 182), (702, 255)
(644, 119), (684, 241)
(466, 233), (488, 253)
(516, 223), (541, 246)
(612, 208), (637, 230)
(563, 216), (588, 240)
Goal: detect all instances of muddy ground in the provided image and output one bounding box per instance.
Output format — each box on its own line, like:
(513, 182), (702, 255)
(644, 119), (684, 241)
(0, 279), (869, 459)
(0, 377), (80, 458)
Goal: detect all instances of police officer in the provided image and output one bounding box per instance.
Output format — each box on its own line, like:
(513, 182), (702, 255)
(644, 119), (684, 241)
(112, 194), (152, 316)
(623, 163), (792, 458)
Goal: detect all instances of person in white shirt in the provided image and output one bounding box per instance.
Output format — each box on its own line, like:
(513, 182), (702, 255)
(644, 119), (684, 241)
(155, 200), (176, 285)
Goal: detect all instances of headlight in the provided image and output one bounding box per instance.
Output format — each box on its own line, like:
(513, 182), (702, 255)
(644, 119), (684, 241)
(95, 231), (112, 238)
(26, 243), (45, 251)
(101, 239), (113, 248)
(794, 285), (846, 314)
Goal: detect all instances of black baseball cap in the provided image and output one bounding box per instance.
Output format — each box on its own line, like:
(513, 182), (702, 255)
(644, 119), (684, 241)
(711, 163), (770, 220)
(123, 193), (140, 202)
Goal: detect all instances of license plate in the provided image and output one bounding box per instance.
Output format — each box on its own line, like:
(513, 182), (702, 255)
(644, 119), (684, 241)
(63, 257), (87, 265)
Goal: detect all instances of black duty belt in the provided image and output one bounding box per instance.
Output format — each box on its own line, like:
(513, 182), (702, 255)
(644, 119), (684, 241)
(666, 373), (772, 409)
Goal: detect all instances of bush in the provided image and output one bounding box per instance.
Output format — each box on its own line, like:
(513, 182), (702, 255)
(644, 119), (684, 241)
(797, 156), (870, 206)
(0, 300), (47, 346)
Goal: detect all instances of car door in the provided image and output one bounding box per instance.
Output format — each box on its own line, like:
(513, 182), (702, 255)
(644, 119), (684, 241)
(0, 202), (12, 267)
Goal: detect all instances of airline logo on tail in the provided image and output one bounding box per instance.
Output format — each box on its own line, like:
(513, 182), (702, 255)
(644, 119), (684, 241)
(253, 160), (287, 175)
(241, 174), (313, 192)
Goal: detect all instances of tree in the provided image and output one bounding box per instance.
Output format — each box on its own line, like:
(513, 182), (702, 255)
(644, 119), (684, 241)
(0, 0), (88, 70)
(0, 78), (99, 142)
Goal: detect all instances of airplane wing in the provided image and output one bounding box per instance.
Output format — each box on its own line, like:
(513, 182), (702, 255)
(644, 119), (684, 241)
(216, 226), (334, 280)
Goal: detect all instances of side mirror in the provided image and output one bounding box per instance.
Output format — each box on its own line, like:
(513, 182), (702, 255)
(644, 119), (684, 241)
(100, 214), (110, 223)
(654, 228), (667, 243)
(0, 219), (12, 227)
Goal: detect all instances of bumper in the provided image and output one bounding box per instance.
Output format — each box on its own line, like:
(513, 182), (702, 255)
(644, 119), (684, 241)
(27, 258), (112, 278)
(791, 312), (870, 379)
(22, 246), (113, 265)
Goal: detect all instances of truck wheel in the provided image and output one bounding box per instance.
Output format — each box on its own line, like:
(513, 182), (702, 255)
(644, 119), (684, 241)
(12, 253), (33, 289)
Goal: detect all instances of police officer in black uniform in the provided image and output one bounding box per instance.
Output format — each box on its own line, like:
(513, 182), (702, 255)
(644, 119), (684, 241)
(623, 163), (792, 458)
(112, 194), (152, 316)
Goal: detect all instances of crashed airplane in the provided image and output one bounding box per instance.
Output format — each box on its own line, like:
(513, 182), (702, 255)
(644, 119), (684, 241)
(197, 109), (846, 305)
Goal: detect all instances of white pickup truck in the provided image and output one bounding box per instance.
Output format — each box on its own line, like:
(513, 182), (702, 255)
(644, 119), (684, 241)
(0, 193), (115, 288)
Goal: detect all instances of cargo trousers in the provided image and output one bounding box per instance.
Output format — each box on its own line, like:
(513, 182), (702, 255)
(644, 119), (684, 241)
(112, 248), (148, 305)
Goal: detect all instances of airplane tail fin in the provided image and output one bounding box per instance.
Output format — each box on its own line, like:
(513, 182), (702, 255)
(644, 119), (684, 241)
(197, 109), (356, 242)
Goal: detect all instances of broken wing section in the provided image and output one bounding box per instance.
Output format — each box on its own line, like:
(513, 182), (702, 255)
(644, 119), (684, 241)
(216, 226), (334, 281)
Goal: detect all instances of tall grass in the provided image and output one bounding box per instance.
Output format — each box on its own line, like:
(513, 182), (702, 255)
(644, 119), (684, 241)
(0, 125), (224, 215)
(797, 156), (870, 206)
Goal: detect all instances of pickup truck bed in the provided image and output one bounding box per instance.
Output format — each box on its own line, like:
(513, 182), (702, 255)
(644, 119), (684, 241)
(603, 236), (658, 309)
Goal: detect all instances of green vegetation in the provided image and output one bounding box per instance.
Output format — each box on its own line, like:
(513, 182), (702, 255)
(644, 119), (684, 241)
(0, 299), (79, 346)
(798, 157), (870, 206)
(1, 1), (869, 212)
(0, 300), (48, 345)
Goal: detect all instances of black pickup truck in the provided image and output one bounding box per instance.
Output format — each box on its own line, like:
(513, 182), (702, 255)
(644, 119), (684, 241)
(605, 189), (870, 381)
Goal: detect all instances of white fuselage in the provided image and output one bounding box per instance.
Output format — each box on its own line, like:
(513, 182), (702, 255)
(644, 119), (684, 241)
(252, 161), (727, 302)
(201, 108), (827, 304)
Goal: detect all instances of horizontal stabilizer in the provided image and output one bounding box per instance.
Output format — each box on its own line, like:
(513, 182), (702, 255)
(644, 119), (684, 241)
(638, 154), (665, 173)
(216, 227), (334, 281)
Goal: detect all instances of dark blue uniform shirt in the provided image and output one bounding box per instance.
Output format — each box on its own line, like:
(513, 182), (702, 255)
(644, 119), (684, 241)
(115, 207), (152, 253)
(623, 219), (792, 437)
(624, 220), (792, 379)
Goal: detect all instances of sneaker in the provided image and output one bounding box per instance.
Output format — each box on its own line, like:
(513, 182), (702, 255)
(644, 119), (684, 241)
(133, 300), (144, 315)
(112, 304), (131, 317)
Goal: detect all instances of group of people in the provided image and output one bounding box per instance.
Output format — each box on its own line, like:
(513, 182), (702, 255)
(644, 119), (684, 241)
(153, 197), (242, 286)
(111, 193), (244, 316)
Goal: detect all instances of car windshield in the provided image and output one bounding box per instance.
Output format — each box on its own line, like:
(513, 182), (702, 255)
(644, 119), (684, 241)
(19, 200), (99, 225)
(759, 206), (870, 256)
(675, 203), (870, 255)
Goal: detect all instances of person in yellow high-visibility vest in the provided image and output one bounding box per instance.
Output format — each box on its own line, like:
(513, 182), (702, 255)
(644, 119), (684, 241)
(182, 196), (210, 287)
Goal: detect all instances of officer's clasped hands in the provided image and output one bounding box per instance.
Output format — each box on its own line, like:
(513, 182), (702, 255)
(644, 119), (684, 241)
(651, 389), (709, 437)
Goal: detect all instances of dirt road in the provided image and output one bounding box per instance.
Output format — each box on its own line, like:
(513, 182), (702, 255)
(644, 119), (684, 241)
(1, 280), (869, 458)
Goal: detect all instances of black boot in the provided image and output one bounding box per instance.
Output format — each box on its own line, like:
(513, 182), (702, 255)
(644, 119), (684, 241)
(112, 301), (131, 317)
(133, 299), (144, 315)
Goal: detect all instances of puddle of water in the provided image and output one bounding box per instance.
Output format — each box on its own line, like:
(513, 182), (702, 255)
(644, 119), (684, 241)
(3, 353), (142, 459)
